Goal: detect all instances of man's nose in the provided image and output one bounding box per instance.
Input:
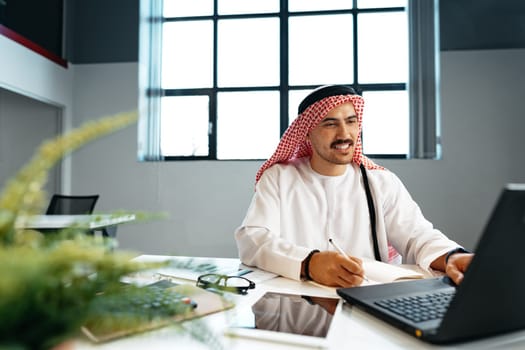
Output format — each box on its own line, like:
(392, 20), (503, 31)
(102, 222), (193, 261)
(336, 123), (352, 137)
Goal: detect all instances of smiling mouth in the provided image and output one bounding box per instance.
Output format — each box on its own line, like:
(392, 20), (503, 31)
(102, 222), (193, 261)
(331, 140), (354, 150)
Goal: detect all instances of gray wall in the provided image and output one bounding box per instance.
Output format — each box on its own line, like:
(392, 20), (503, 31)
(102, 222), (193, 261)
(2, 0), (525, 258)
(70, 49), (525, 257)
(0, 88), (62, 196)
(62, 0), (525, 258)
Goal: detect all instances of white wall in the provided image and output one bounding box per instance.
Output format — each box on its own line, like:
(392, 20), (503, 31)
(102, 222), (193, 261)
(0, 36), (74, 106)
(383, 49), (525, 249)
(70, 62), (258, 257)
(69, 49), (525, 258)
(0, 88), (62, 195)
(0, 35), (75, 192)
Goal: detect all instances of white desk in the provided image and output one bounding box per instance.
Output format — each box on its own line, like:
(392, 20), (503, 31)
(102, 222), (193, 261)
(15, 214), (135, 230)
(73, 256), (525, 350)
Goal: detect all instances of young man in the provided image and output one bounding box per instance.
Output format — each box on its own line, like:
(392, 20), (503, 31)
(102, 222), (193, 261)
(235, 85), (472, 287)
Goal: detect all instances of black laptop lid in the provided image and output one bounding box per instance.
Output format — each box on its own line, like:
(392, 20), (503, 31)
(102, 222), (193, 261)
(433, 184), (525, 343)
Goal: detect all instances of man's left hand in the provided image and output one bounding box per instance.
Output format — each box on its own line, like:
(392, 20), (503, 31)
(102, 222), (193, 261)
(445, 253), (474, 285)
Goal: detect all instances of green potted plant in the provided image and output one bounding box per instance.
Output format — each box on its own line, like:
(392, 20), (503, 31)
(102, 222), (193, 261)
(0, 111), (168, 349)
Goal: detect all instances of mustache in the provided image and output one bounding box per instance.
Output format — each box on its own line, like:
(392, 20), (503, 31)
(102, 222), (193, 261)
(330, 139), (354, 148)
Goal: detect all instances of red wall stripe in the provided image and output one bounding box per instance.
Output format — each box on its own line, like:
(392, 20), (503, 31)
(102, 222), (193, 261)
(0, 24), (68, 68)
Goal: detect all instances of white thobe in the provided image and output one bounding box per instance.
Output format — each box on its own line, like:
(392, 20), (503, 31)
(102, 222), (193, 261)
(235, 157), (459, 280)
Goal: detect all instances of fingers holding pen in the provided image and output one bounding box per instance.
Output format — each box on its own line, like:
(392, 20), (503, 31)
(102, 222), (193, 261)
(327, 237), (367, 285)
(308, 251), (366, 287)
(336, 273), (364, 288)
(339, 254), (365, 277)
(337, 254), (367, 286)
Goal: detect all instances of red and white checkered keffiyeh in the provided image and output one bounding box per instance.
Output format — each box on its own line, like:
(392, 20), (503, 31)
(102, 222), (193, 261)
(255, 92), (400, 263)
(256, 94), (384, 183)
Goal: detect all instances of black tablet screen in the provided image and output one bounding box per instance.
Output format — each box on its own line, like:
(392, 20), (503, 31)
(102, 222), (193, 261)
(232, 291), (338, 338)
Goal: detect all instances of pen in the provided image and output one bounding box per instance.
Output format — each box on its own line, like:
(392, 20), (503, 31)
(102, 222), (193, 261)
(328, 238), (369, 282)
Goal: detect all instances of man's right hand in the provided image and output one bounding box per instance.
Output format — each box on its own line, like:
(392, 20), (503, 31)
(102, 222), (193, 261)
(307, 251), (365, 287)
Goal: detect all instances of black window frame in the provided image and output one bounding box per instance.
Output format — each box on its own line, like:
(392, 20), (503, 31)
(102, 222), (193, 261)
(138, 0), (439, 162)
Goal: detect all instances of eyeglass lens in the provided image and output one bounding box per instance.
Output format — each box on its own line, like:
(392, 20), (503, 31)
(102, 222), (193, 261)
(198, 274), (252, 288)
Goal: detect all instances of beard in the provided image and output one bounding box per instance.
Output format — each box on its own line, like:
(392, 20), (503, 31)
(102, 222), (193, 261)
(312, 139), (355, 166)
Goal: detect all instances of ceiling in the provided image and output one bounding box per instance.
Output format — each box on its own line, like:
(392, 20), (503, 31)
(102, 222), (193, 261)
(440, 0), (525, 51)
(2, 0), (525, 64)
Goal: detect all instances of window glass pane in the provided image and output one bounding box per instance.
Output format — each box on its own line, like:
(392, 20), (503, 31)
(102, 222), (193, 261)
(163, 0), (214, 17)
(358, 12), (408, 84)
(160, 96), (210, 156)
(357, 0), (406, 9)
(217, 91), (280, 159)
(289, 0), (352, 12)
(218, 0), (279, 15)
(218, 18), (280, 87)
(361, 90), (408, 155)
(150, 0), (419, 161)
(289, 15), (353, 86)
(162, 21), (214, 88)
(288, 89), (312, 125)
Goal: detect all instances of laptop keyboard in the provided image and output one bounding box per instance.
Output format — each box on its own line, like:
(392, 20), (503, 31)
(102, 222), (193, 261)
(374, 290), (455, 323)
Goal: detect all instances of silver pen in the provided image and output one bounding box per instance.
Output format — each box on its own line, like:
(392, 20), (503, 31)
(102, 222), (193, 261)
(328, 237), (369, 282)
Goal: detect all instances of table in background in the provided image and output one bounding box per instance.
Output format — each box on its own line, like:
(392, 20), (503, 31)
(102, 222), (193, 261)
(15, 214), (135, 238)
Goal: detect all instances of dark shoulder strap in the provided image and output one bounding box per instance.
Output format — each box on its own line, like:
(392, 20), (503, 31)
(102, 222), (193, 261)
(360, 164), (382, 261)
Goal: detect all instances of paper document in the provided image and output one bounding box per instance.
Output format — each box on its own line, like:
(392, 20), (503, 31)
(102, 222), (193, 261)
(133, 255), (278, 283)
(362, 259), (424, 285)
(237, 263), (278, 283)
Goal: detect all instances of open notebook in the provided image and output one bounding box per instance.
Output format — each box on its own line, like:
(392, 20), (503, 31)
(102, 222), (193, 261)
(361, 259), (425, 285)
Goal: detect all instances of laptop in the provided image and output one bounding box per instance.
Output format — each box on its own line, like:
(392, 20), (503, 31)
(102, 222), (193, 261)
(337, 183), (525, 344)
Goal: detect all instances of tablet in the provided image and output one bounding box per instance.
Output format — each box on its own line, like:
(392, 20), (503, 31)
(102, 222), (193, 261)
(225, 291), (341, 348)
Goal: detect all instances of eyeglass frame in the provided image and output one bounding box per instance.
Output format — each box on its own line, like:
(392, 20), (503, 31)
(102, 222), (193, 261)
(196, 273), (256, 295)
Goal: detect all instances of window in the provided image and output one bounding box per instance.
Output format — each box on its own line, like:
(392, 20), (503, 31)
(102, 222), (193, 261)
(138, 0), (440, 161)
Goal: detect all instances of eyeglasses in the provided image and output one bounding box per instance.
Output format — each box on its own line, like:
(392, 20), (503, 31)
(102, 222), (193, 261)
(196, 273), (255, 295)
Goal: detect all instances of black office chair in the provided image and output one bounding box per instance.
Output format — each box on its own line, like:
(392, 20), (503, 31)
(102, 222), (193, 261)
(44, 194), (116, 238)
(45, 194), (99, 215)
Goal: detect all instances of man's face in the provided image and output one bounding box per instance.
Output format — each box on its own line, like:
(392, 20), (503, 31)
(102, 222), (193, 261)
(307, 102), (359, 176)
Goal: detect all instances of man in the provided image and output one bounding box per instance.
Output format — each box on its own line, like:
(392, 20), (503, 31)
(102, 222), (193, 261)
(235, 85), (473, 287)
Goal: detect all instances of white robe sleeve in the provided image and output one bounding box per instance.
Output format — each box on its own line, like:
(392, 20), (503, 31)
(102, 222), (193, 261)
(378, 171), (460, 270)
(234, 170), (311, 280)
